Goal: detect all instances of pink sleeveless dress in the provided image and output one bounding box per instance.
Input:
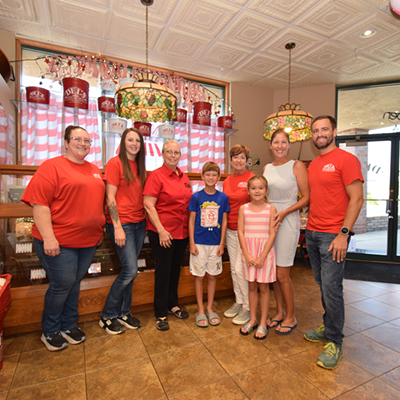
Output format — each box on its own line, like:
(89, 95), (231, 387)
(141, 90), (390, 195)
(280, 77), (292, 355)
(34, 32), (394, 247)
(241, 203), (276, 283)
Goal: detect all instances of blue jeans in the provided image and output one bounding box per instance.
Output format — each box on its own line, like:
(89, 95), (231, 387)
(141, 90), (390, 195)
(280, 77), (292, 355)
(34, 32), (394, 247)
(102, 220), (146, 319)
(34, 238), (97, 335)
(305, 230), (348, 346)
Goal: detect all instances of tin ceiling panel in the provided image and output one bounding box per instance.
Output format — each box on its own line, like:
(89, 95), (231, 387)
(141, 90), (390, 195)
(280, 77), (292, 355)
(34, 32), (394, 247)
(50, 29), (104, 53)
(171, 0), (239, 37)
(0, 0), (45, 22)
(201, 42), (252, 69)
(333, 12), (400, 49)
(219, 11), (285, 49)
(49, 0), (108, 37)
(248, 0), (320, 23)
(156, 28), (212, 59)
(364, 32), (400, 60)
(112, 0), (179, 23)
(0, 0), (398, 89)
(330, 55), (380, 75)
(295, 0), (374, 38)
(262, 28), (324, 59)
(268, 64), (316, 83)
(236, 54), (283, 77)
(103, 40), (145, 63)
(298, 42), (354, 69)
(108, 13), (164, 48)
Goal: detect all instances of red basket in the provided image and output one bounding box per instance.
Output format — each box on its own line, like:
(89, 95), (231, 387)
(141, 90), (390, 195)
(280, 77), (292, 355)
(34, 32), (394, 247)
(0, 274), (12, 319)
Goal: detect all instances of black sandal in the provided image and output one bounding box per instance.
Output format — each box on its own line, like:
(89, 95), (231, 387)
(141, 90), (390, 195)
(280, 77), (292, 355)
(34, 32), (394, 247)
(156, 317), (169, 331)
(168, 308), (189, 319)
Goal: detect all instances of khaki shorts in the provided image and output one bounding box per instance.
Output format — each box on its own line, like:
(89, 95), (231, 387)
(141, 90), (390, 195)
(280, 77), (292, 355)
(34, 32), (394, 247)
(189, 244), (223, 277)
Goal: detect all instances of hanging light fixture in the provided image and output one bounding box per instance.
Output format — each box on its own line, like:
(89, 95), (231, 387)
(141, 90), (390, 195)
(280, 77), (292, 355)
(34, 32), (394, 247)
(264, 43), (313, 142)
(115, 0), (177, 123)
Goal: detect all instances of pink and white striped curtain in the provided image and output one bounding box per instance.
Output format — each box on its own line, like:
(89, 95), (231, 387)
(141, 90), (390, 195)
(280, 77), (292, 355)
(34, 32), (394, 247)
(20, 90), (102, 167)
(105, 113), (225, 193)
(0, 104), (7, 164)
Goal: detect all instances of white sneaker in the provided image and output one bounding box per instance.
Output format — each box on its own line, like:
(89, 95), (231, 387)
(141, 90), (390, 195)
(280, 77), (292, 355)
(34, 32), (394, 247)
(232, 308), (250, 325)
(224, 303), (242, 318)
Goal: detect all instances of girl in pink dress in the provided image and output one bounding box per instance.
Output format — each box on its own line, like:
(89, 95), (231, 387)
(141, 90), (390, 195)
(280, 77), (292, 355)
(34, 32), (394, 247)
(237, 176), (277, 340)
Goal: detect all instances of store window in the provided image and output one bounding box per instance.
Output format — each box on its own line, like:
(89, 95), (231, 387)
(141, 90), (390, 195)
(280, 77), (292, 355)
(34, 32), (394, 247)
(18, 45), (227, 174)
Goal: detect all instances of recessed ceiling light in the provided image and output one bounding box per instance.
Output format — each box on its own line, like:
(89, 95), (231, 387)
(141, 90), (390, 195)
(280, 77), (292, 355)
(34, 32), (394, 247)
(381, 122), (384, 125)
(350, 121), (362, 125)
(360, 29), (376, 38)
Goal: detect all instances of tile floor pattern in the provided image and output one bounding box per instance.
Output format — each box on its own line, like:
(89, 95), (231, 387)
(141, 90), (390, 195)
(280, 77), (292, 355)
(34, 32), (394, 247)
(2, 265), (400, 399)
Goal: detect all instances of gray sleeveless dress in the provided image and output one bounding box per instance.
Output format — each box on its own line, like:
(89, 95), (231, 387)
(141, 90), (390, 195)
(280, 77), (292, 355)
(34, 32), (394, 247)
(263, 159), (300, 266)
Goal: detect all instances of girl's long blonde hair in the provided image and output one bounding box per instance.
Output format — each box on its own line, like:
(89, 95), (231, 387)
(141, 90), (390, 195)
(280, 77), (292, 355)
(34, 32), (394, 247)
(247, 176), (270, 203)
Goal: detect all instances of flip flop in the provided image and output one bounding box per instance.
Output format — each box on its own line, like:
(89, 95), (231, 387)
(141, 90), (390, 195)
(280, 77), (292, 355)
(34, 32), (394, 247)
(267, 319), (283, 329)
(168, 308), (189, 319)
(240, 322), (258, 336)
(206, 312), (220, 326)
(195, 313), (208, 328)
(254, 326), (268, 340)
(275, 324), (297, 335)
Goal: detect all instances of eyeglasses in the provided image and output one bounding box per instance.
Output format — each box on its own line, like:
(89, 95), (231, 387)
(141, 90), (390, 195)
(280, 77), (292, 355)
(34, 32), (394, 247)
(71, 137), (92, 145)
(164, 150), (181, 156)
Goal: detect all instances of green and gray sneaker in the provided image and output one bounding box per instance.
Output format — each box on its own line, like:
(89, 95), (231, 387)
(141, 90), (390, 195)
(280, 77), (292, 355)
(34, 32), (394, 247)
(304, 323), (326, 342)
(316, 342), (343, 369)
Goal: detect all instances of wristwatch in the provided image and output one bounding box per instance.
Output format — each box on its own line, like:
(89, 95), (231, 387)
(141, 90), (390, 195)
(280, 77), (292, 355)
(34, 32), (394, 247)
(340, 226), (354, 236)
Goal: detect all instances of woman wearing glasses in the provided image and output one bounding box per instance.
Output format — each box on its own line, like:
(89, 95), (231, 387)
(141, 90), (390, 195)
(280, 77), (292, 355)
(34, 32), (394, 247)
(21, 126), (105, 351)
(99, 128), (146, 335)
(143, 140), (192, 331)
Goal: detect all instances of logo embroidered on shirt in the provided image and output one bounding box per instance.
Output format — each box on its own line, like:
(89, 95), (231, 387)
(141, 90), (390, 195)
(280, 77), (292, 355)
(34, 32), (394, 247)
(322, 164), (335, 172)
(93, 174), (102, 179)
(237, 182), (247, 187)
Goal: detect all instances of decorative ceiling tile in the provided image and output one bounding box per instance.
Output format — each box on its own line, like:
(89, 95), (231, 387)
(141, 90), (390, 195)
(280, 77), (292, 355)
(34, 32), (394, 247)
(248, 0), (320, 23)
(220, 11), (285, 49)
(298, 42), (354, 69)
(201, 42), (252, 68)
(256, 78), (287, 90)
(236, 54), (283, 77)
(148, 52), (194, 72)
(108, 13), (164, 48)
(50, 29), (104, 54)
(225, 0), (248, 6)
(363, 0), (390, 6)
(224, 70), (263, 85)
(333, 12), (400, 49)
(79, 0), (111, 6)
(349, 62), (400, 81)
(49, 0), (108, 36)
(268, 64), (316, 83)
(364, 32), (400, 60)
(157, 28), (212, 59)
(295, 0), (374, 38)
(103, 41), (145, 64)
(0, 0), (45, 23)
(112, 0), (179, 23)
(329, 55), (380, 75)
(171, 0), (239, 37)
(291, 70), (339, 87)
(0, 17), (50, 40)
(188, 62), (233, 81)
(262, 28), (325, 59)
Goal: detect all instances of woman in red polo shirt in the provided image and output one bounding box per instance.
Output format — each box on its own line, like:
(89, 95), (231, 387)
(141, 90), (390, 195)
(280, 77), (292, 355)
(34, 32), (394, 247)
(99, 128), (146, 335)
(223, 144), (255, 325)
(143, 140), (192, 331)
(21, 126), (105, 352)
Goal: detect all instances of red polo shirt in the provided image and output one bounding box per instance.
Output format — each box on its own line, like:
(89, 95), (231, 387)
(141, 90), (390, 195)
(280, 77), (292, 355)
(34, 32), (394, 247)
(143, 163), (192, 239)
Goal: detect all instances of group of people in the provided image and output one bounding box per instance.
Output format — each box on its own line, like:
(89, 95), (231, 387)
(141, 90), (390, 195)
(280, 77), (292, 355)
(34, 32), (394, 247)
(21, 114), (364, 370)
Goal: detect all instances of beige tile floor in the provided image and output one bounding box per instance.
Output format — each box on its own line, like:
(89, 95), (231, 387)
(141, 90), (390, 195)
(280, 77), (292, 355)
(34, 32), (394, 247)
(1, 263), (400, 399)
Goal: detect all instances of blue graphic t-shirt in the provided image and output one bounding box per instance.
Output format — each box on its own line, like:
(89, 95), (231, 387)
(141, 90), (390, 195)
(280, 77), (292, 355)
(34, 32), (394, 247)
(188, 189), (230, 245)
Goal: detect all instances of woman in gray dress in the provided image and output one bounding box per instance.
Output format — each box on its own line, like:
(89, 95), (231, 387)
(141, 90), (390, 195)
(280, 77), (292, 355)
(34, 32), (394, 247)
(263, 129), (309, 335)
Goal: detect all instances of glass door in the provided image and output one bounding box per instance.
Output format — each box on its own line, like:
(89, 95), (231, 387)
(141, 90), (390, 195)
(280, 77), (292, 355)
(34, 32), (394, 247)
(337, 136), (399, 262)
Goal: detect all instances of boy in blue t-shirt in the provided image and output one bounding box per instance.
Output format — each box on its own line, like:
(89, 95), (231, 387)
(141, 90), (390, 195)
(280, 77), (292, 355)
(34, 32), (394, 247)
(188, 162), (230, 328)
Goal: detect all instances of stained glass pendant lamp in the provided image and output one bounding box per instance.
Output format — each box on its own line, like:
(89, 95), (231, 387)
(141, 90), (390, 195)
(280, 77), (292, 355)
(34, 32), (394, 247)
(115, 0), (177, 122)
(263, 43), (313, 142)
